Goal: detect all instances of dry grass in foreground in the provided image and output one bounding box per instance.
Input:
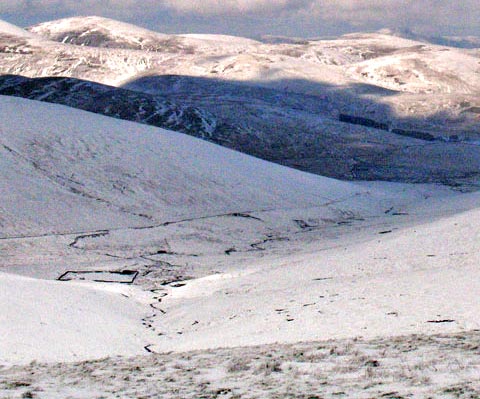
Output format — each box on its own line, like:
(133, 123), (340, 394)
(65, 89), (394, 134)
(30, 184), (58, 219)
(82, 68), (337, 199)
(1, 331), (479, 399)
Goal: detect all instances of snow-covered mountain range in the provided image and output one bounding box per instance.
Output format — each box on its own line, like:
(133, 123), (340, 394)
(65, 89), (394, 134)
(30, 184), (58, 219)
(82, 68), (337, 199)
(1, 16), (480, 187)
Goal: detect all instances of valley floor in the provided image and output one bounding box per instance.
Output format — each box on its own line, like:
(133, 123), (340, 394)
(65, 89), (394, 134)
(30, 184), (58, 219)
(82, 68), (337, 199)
(1, 184), (480, 398)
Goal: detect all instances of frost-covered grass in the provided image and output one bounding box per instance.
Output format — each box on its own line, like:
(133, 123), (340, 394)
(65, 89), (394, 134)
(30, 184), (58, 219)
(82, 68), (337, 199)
(1, 331), (479, 399)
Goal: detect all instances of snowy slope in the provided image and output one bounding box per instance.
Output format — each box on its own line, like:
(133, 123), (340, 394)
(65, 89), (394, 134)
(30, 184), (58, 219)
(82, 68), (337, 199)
(0, 272), (154, 364)
(348, 45), (480, 94)
(3, 332), (479, 398)
(149, 201), (480, 352)
(18, 17), (480, 113)
(0, 95), (407, 364)
(0, 94), (369, 237)
(1, 76), (480, 368)
(0, 75), (217, 139)
(0, 19), (37, 38)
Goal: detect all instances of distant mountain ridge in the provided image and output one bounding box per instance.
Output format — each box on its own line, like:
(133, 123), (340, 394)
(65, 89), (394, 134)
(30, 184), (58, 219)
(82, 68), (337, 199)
(27, 16), (196, 52)
(1, 16), (480, 188)
(379, 28), (480, 49)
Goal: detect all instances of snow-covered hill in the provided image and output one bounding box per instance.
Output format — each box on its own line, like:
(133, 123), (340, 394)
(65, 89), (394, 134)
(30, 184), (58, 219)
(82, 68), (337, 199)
(28, 18), (480, 96)
(0, 95), (372, 237)
(28, 16), (189, 52)
(1, 17), (480, 187)
(0, 74), (217, 139)
(0, 19), (37, 39)
(0, 95), (405, 363)
(1, 95), (479, 368)
(0, 272), (155, 364)
(149, 201), (480, 353)
(28, 16), (260, 52)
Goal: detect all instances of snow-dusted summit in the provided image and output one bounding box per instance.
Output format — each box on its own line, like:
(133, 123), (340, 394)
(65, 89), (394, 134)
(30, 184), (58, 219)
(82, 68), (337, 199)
(27, 16), (173, 50)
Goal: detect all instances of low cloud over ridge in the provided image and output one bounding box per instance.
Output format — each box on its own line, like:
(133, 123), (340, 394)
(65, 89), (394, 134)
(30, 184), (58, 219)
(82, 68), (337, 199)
(1, 0), (478, 37)
(162, 0), (312, 14)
